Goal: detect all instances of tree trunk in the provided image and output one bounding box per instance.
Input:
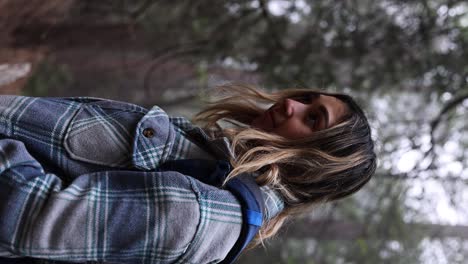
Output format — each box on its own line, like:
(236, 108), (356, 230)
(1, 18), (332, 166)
(284, 219), (468, 240)
(11, 23), (147, 49)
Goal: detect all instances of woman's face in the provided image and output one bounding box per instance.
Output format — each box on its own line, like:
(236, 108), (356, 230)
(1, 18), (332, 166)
(251, 94), (349, 139)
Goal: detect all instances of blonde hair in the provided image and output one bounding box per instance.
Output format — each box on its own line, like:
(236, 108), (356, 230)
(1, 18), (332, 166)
(194, 83), (377, 247)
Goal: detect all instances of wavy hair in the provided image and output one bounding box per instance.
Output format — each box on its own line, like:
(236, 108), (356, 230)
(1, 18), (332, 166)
(193, 83), (377, 246)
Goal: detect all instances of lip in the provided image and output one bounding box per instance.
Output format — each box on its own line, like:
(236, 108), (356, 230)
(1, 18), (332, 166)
(268, 109), (276, 128)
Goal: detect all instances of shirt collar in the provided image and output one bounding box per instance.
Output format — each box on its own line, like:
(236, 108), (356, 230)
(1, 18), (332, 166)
(169, 116), (285, 221)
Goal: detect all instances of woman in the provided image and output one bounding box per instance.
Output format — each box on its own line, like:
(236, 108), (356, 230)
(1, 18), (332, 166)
(194, 84), (376, 244)
(0, 83), (376, 263)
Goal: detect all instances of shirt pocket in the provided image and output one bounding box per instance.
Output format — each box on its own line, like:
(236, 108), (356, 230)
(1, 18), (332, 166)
(175, 178), (243, 264)
(63, 100), (146, 167)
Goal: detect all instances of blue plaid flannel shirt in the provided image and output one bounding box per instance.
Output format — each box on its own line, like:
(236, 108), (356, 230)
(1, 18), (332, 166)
(0, 96), (284, 264)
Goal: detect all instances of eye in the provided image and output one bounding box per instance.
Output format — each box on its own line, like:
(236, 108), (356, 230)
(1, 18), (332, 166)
(307, 113), (318, 128)
(292, 94), (319, 104)
(295, 95), (310, 103)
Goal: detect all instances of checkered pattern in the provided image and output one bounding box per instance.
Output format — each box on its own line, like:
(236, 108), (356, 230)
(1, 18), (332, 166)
(0, 139), (242, 264)
(0, 96), (284, 263)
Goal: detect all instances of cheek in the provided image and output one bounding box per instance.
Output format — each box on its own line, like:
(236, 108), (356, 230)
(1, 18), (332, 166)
(273, 120), (312, 139)
(252, 112), (273, 131)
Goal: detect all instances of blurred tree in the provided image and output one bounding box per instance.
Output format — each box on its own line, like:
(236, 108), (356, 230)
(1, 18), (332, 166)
(11, 0), (468, 108)
(23, 59), (72, 96)
(2, 0), (468, 263)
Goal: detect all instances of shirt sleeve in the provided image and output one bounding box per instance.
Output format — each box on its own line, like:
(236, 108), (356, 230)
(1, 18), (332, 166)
(0, 139), (208, 263)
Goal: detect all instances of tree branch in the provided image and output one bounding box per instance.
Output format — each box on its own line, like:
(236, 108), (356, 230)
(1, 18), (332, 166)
(130, 0), (158, 20)
(257, 0), (286, 51)
(430, 90), (468, 131)
(423, 89), (468, 161)
(378, 170), (466, 183)
(284, 219), (468, 240)
(142, 42), (208, 95)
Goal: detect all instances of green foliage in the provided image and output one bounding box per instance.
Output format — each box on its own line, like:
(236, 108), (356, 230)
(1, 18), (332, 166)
(23, 60), (72, 97)
(14, 1), (468, 263)
(132, 0), (468, 96)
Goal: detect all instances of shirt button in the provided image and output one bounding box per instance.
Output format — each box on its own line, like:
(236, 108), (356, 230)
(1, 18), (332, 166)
(142, 128), (155, 138)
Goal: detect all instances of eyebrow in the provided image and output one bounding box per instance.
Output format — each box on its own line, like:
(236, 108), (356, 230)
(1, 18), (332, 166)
(319, 105), (330, 129)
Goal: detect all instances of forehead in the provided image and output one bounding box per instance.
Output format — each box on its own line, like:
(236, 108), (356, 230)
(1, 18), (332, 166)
(317, 94), (349, 126)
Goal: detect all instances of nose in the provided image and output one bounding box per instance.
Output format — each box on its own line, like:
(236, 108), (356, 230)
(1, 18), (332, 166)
(284, 98), (307, 118)
(283, 98), (294, 117)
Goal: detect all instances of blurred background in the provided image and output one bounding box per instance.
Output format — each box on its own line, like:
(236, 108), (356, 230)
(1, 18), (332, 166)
(1, 0), (468, 263)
